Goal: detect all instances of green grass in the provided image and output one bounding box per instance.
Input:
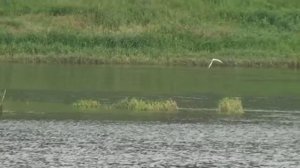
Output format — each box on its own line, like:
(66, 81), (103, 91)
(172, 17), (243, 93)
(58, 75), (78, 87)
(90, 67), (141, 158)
(0, 0), (300, 67)
(72, 97), (178, 113)
(72, 99), (101, 111)
(218, 97), (244, 115)
(112, 98), (178, 112)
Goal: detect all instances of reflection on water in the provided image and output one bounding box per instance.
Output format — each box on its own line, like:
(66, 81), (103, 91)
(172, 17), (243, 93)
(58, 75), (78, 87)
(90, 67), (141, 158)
(0, 119), (299, 167)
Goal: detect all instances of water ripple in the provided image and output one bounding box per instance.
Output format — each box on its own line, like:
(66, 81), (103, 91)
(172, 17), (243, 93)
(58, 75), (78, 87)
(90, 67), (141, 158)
(0, 120), (299, 167)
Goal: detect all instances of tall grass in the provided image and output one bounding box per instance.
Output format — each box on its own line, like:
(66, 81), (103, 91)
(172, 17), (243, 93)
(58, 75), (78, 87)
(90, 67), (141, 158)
(0, 89), (6, 114)
(218, 97), (244, 115)
(72, 97), (178, 113)
(112, 98), (178, 112)
(72, 99), (101, 111)
(0, 0), (300, 67)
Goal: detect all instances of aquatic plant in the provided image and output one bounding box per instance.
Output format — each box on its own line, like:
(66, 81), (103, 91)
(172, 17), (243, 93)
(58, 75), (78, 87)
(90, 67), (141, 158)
(72, 99), (101, 111)
(218, 97), (244, 115)
(72, 97), (178, 113)
(112, 98), (178, 112)
(0, 89), (6, 114)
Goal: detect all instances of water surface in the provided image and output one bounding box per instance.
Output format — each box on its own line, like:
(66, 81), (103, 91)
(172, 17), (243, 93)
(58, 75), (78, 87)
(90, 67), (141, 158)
(1, 63), (300, 118)
(0, 119), (299, 167)
(0, 63), (299, 167)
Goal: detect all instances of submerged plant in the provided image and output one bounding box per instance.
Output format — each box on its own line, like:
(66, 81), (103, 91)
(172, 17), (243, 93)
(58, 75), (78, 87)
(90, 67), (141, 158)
(112, 98), (178, 112)
(72, 99), (101, 111)
(218, 97), (244, 115)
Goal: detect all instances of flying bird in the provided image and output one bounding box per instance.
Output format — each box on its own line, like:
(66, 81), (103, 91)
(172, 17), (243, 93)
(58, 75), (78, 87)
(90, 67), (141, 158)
(208, 58), (223, 68)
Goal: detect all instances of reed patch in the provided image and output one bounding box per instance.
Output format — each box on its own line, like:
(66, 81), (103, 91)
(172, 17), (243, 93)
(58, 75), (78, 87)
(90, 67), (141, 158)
(112, 98), (178, 112)
(72, 97), (178, 113)
(0, 89), (6, 115)
(218, 97), (244, 115)
(72, 99), (101, 111)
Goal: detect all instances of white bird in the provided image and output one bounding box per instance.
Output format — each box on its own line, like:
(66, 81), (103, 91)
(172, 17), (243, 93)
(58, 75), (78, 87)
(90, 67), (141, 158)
(208, 58), (223, 68)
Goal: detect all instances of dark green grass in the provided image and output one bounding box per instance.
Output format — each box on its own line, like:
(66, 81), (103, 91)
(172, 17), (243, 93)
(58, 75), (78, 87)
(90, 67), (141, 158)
(0, 0), (300, 67)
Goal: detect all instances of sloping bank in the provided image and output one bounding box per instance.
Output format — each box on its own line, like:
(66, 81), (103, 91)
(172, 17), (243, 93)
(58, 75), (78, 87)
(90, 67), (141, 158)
(0, 0), (299, 68)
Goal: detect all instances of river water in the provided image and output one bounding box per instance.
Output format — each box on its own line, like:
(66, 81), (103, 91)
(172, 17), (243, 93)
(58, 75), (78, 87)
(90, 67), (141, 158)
(0, 118), (299, 167)
(0, 63), (300, 167)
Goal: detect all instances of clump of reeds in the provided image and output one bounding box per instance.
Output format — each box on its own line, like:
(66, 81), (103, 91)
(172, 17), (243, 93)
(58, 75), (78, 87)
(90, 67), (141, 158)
(72, 97), (178, 112)
(0, 89), (6, 114)
(72, 99), (101, 111)
(112, 98), (178, 112)
(218, 97), (244, 115)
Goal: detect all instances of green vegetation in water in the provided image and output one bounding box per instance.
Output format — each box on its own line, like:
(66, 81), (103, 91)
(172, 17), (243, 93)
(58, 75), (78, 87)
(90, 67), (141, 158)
(112, 98), (178, 112)
(72, 98), (178, 113)
(218, 97), (244, 115)
(72, 99), (101, 111)
(0, 0), (300, 67)
(0, 89), (6, 114)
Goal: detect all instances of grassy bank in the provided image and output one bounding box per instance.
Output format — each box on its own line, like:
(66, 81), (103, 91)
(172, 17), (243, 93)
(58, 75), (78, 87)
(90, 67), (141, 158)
(0, 0), (300, 67)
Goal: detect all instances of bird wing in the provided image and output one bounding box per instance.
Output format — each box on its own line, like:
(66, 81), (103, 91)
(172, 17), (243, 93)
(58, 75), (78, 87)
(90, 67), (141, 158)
(212, 58), (223, 63)
(208, 58), (223, 68)
(208, 60), (214, 68)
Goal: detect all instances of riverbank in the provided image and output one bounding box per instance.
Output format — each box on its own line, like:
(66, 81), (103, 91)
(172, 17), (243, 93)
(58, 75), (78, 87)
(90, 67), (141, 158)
(1, 0), (299, 68)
